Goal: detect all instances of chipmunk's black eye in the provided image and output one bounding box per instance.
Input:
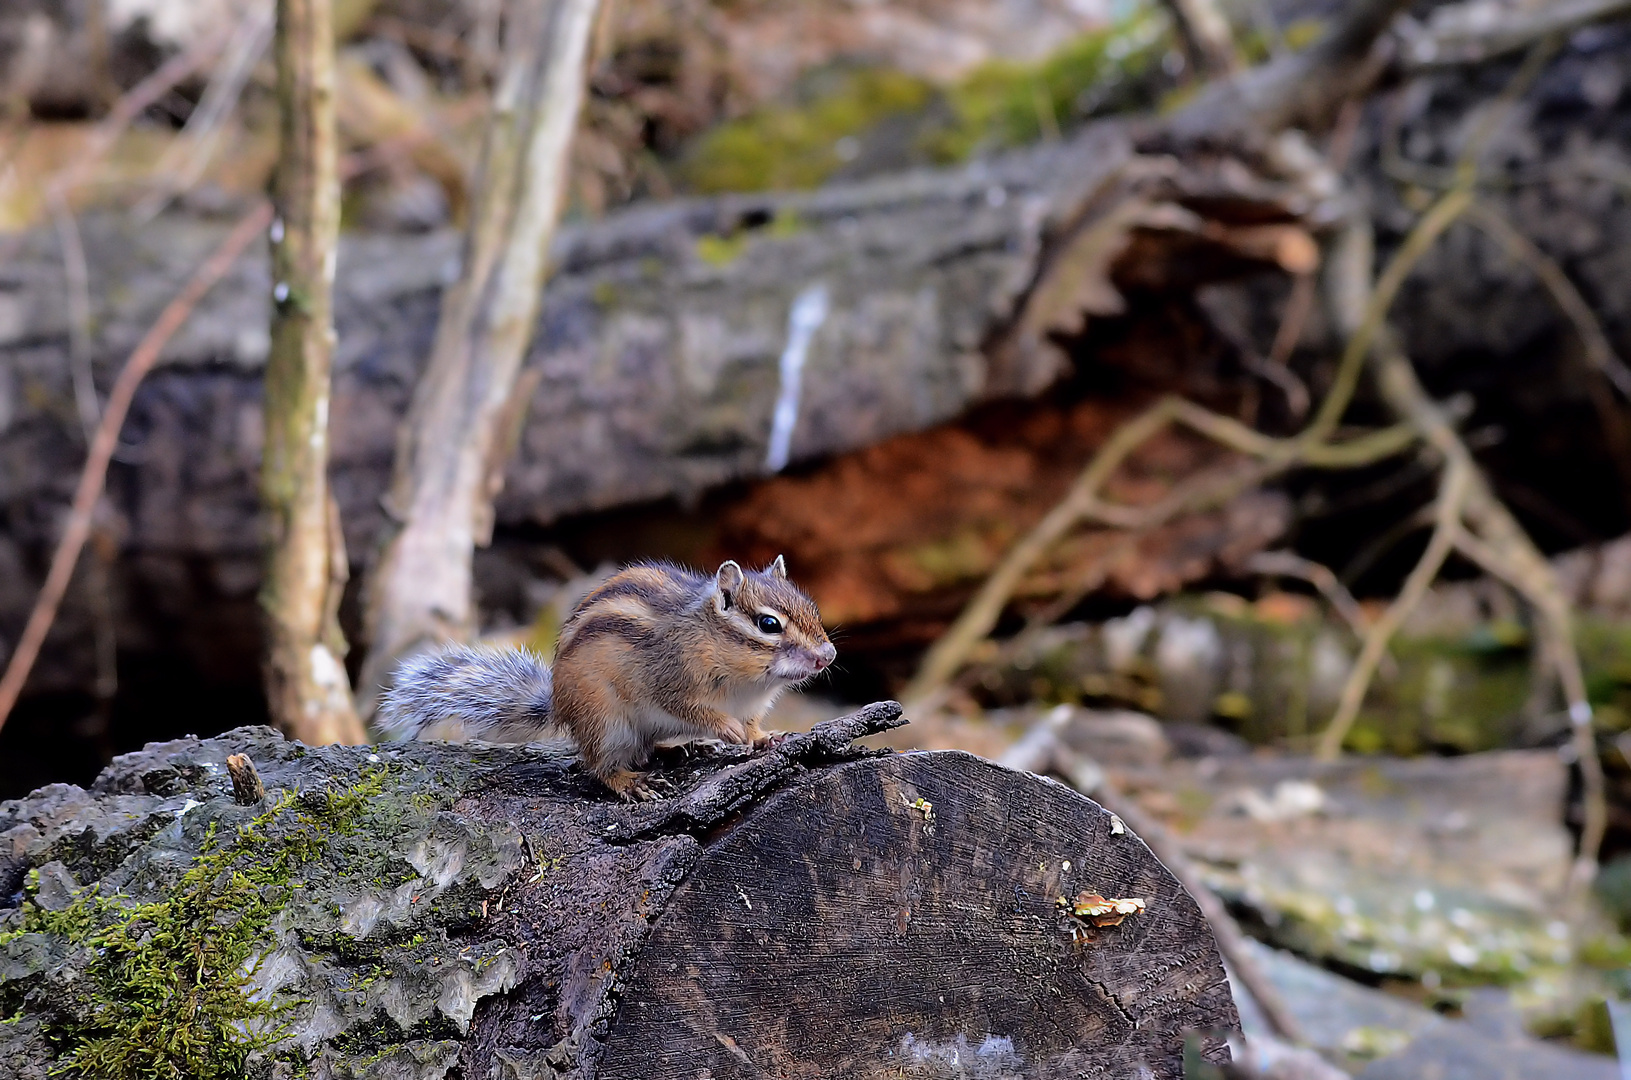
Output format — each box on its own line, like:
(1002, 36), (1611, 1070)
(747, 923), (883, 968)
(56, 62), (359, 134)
(756, 614), (783, 635)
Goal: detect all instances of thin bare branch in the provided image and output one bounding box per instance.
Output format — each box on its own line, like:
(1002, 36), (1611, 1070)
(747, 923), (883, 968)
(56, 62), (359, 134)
(0, 202), (273, 732)
(1315, 459), (1471, 760)
(903, 31), (1553, 709)
(136, 4), (275, 221)
(1307, 185), (1474, 439)
(49, 24), (238, 204)
(1466, 200), (1631, 510)
(1329, 265), (1611, 898)
(1166, 0), (1411, 140)
(47, 195), (99, 439)
(901, 393), (1414, 704)
(1244, 550), (1370, 642)
(0, 24), (236, 271)
(1161, 0), (1242, 81)
(1467, 202), (1631, 398)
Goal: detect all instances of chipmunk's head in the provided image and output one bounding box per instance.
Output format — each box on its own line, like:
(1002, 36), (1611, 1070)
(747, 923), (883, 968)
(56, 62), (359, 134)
(711, 556), (835, 684)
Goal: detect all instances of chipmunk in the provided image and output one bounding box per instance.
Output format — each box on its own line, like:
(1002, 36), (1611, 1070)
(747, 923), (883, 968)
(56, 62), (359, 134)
(377, 557), (836, 800)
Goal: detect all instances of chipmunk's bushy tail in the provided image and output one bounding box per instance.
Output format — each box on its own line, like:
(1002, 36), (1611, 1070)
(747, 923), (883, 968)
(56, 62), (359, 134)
(376, 644), (554, 743)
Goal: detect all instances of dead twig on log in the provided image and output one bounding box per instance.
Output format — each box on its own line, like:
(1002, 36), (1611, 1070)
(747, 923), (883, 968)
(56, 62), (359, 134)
(0, 202), (272, 733)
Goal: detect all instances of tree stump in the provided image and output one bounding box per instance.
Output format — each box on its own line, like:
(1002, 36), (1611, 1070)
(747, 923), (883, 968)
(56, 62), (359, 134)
(0, 703), (1237, 1077)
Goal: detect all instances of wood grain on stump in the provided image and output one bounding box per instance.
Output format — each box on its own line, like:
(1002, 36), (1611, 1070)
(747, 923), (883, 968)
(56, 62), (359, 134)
(602, 750), (1238, 1078)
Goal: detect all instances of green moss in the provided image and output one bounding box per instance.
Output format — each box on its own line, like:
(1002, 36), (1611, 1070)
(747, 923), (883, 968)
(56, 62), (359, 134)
(1234, 16), (1326, 65)
(766, 208), (806, 238)
(692, 209), (808, 268)
(882, 523), (1013, 593)
(2, 769), (391, 1079)
(695, 232), (750, 267)
(680, 15), (1167, 195)
(682, 68), (932, 194)
(922, 12), (1168, 163)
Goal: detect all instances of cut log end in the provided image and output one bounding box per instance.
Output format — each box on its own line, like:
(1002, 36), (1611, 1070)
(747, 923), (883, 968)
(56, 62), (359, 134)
(595, 750), (1237, 1078)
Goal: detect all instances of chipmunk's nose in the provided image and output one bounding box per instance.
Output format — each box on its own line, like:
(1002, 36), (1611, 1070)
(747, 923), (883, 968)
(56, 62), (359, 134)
(815, 642), (836, 669)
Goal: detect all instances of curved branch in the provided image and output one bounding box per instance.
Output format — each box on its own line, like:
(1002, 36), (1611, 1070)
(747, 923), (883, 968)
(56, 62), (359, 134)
(1315, 459), (1470, 760)
(0, 203), (273, 732)
(900, 391), (1415, 706)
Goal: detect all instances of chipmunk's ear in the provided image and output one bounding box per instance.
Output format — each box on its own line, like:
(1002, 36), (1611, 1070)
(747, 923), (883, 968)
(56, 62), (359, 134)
(714, 560), (745, 607)
(766, 554), (787, 579)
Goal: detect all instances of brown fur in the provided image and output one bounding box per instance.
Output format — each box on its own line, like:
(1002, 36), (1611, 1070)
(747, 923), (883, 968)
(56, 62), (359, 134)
(551, 557), (834, 799)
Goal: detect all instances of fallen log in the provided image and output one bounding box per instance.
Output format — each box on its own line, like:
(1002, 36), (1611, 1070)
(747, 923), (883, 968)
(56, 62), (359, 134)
(0, 703), (1240, 1077)
(0, 127), (1318, 701)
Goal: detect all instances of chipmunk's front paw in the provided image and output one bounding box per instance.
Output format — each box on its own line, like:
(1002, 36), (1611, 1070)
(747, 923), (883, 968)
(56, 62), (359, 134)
(751, 730), (789, 751)
(603, 769), (660, 802)
(717, 716), (752, 744)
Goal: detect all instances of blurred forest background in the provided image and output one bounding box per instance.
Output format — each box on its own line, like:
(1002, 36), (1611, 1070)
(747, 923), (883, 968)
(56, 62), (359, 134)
(5, 0), (1631, 1070)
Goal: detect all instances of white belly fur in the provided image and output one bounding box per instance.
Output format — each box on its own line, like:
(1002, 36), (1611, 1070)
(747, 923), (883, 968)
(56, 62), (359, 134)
(621, 683), (785, 749)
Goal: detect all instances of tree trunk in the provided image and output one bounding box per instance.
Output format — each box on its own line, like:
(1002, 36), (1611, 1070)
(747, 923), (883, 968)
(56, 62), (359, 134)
(358, 0), (600, 720)
(0, 704), (1240, 1077)
(262, 0), (365, 745)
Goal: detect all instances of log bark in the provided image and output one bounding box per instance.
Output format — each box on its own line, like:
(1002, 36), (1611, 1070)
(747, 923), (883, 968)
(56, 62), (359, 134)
(360, 0), (600, 720)
(1160, 0), (1414, 144)
(0, 703), (1239, 1077)
(262, 0), (365, 745)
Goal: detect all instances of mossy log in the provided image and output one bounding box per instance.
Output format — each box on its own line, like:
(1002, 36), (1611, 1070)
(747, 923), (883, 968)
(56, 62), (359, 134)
(0, 702), (1238, 1077)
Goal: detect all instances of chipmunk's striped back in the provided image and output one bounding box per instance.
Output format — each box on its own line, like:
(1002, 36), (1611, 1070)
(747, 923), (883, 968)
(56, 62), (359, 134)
(377, 557), (836, 800)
